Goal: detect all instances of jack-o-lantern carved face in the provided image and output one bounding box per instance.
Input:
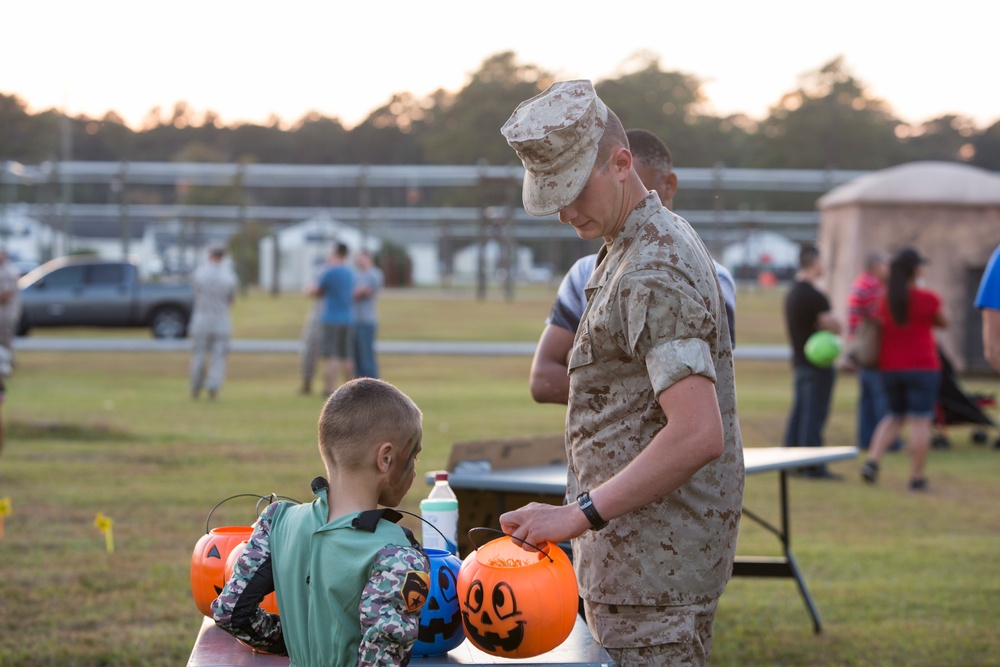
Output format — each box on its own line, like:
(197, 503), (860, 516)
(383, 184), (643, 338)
(456, 535), (579, 659)
(190, 526), (253, 617)
(461, 579), (525, 653)
(413, 549), (465, 657)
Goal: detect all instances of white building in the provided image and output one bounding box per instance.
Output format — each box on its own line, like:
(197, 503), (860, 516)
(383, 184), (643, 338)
(258, 213), (385, 292)
(451, 240), (536, 284)
(721, 230), (801, 280)
(0, 204), (55, 274)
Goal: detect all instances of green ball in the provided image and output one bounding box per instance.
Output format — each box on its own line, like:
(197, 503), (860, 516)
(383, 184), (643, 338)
(804, 331), (842, 368)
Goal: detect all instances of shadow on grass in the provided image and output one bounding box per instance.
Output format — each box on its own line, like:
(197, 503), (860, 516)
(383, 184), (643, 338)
(8, 419), (134, 441)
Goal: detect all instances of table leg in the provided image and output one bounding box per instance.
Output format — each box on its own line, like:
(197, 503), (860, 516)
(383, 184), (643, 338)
(733, 471), (823, 633)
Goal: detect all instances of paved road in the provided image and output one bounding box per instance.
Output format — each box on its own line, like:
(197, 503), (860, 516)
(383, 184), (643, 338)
(16, 337), (790, 360)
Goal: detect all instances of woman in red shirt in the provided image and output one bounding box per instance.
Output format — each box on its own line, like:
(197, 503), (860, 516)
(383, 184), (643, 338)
(861, 248), (947, 491)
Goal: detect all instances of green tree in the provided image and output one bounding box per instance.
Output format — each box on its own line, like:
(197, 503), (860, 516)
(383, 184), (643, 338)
(348, 93), (427, 164)
(749, 56), (907, 169)
(0, 93), (61, 163)
(376, 239), (412, 287)
(419, 52), (555, 166)
(971, 120), (1000, 171)
(70, 111), (135, 162)
(900, 114), (977, 163)
(288, 111), (350, 164)
(595, 52), (737, 167)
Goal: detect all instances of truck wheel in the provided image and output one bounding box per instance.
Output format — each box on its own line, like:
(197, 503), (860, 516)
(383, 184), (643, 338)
(150, 307), (188, 339)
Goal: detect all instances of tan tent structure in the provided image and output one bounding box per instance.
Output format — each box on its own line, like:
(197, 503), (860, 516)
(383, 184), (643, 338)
(817, 161), (1000, 372)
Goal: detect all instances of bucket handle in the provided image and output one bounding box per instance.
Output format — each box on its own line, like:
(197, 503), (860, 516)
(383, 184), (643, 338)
(398, 509), (458, 555)
(467, 527), (555, 563)
(204, 493), (300, 534)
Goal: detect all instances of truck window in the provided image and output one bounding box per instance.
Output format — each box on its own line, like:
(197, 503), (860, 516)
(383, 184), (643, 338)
(87, 264), (125, 285)
(43, 265), (86, 288)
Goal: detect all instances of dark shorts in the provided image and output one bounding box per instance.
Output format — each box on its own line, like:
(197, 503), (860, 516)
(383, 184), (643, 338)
(321, 324), (353, 359)
(882, 370), (941, 419)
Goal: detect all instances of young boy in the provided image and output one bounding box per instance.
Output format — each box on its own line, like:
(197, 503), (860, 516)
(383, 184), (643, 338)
(212, 378), (431, 666)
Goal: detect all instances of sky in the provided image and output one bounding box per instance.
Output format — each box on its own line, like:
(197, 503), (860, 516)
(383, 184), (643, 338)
(3, 0), (999, 132)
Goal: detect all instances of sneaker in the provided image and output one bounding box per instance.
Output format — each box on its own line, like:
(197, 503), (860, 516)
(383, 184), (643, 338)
(908, 478), (928, 492)
(860, 460), (879, 484)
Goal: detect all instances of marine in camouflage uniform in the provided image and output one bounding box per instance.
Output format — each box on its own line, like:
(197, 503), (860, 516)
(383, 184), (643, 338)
(212, 477), (430, 667)
(500, 81), (745, 666)
(0, 250), (20, 362)
(189, 246), (237, 399)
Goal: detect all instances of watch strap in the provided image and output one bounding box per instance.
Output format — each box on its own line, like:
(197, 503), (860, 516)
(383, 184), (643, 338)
(576, 491), (609, 531)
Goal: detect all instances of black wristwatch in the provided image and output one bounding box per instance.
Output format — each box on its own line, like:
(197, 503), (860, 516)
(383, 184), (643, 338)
(576, 491), (609, 531)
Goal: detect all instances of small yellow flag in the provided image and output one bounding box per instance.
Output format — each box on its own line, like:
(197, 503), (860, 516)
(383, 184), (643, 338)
(0, 497), (10, 539)
(94, 512), (115, 554)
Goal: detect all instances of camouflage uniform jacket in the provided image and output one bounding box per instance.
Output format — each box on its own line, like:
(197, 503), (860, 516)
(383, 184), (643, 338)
(211, 480), (430, 667)
(567, 191), (745, 608)
(189, 262), (237, 336)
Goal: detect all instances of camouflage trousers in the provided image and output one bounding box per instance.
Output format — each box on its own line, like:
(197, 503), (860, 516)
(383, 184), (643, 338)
(585, 597), (718, 667)
(0, 305), (17, 356)
(299, 303), (321, 388)
(190, 331), (230, 394)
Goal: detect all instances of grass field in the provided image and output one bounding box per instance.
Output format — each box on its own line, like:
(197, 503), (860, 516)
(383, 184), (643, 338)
(1, 285), (999, 666)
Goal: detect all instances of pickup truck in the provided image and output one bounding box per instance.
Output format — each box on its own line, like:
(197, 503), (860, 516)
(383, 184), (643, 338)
(16, 257), (195, 339)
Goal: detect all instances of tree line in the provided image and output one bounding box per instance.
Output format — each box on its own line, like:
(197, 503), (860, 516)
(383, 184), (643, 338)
(3, 52), (999, 173)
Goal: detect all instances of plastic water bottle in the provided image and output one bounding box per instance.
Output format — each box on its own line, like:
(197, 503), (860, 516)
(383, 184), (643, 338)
(420, 472), (458, 554)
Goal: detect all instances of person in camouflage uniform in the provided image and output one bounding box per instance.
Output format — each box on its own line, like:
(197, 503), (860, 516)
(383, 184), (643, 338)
(0, 249), (20, 362)
(189, 245), (237, 400)
(212, 378), (431, 666)
(499, 81), (745, 666)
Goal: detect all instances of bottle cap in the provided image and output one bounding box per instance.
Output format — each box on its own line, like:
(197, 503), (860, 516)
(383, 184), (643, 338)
(434, 471), (449, 481)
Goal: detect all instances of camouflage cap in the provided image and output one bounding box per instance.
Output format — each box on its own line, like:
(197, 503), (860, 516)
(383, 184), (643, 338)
(501, 80), (609, 217)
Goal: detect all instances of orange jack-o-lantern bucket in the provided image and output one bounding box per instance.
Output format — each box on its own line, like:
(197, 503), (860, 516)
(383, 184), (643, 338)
(191, 525), (253, 617)
(457, 528), (578, 659)
(190, 493), (294, 618)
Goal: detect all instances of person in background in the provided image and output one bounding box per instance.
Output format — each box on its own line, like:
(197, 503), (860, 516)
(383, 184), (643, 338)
(861, 248), (947, 491)
(189, 245), (237, 400)
(498, 80), (743, 666)
(628, 128), (737, 345)
(0, 344), (9, 458)
(353, 249), (384, 379)
(0, 249), (12, 456)
(298, 298), (322, 395)
(846, 251), (890, 449)
(310, 243), (356, 396)
(212, 378), (430, 666)
(298, 257), (326, 395)
(528, 128), (736, 405)
(783, 243), (843, 479)
(0, 249), (21, 365)
(975, 243), (1000, 373)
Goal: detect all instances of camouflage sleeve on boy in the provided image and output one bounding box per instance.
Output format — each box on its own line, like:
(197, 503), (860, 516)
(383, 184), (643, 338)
(358, 544), (431, 667)
(211, 502), (286, 655)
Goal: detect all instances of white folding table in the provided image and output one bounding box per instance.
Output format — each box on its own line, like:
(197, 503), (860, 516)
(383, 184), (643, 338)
(444, 446), (859, 634)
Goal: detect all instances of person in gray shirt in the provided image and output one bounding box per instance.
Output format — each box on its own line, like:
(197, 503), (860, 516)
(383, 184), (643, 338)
(352, 249), (384, 379)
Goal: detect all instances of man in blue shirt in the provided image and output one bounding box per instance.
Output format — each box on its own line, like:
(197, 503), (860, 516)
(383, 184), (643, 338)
(976, 243), (1000, 373)
(310, 243), (356, 395)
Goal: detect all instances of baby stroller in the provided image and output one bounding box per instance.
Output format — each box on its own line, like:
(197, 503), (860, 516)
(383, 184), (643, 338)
(933, 347), (1000, 449)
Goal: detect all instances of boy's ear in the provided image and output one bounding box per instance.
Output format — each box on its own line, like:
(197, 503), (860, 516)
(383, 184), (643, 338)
(375, 441), (394, 473)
